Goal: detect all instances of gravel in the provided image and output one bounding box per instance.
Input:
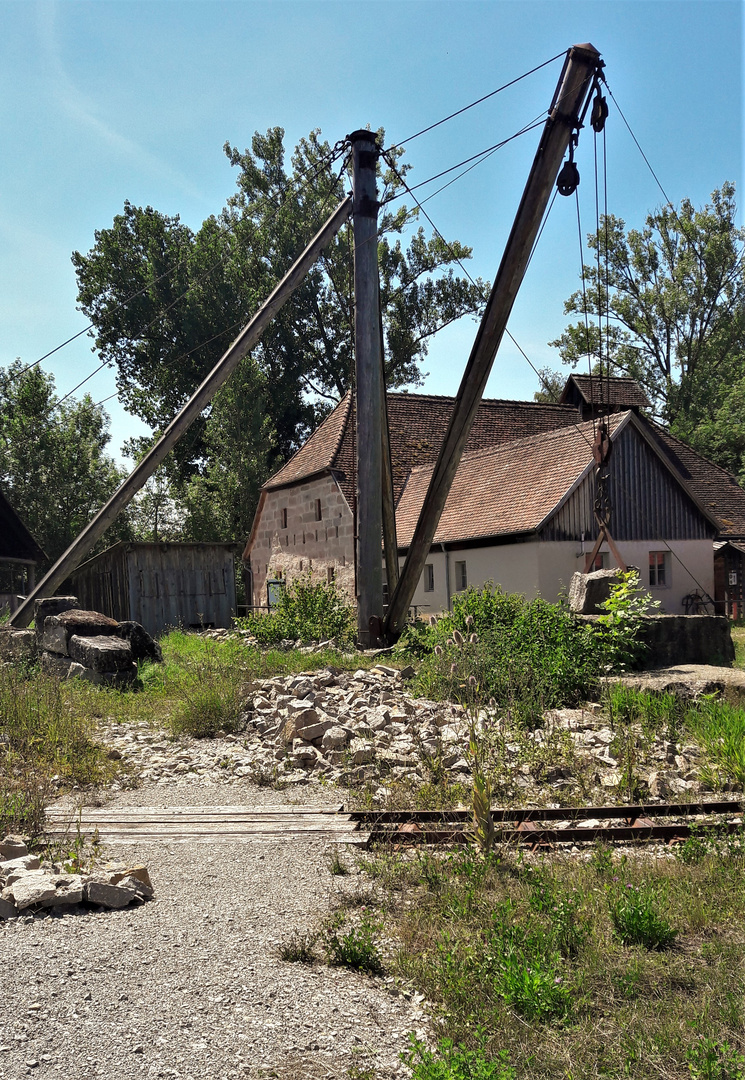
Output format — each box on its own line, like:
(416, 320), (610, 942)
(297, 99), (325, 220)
(0, 782), (426, 1080)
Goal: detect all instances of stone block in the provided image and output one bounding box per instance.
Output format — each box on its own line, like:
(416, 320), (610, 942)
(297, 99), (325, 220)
(41, 623), (70, 655)
(321, 725), (351, 752)
(40, 653), (86, 680)
(109, 865), (153, 897)
(45, 875), (85, 907)
(69, 634), (133, 672)
(79, 665), (138, 687)
(0, 630), (37, 663)
(0, 835), (28, 860)
(33, 596), (78, 646)
(114, 621), (162, 663)
(295, 718), (335, 743)
(568, 569), (624, 614)
(85, 879), (137, 908)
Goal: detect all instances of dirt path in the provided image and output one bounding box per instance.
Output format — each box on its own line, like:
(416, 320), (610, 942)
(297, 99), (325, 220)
(0, 782), (424, 1080)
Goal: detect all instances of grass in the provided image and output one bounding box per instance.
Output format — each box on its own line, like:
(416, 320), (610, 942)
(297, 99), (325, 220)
(731, 626), (745, 670)
(360, 842), (745, 1079)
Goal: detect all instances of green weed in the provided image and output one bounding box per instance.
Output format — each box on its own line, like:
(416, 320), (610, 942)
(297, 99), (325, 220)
(403, 1033), (516, 1080)
(608, 882), (678, 950)
(321, 912), (383, 973)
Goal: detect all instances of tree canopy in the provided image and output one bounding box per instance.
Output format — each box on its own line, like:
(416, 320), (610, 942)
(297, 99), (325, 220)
(0, 363), (127, 563)
(549, 183), (745, 478)
(72, 129), (489, 539)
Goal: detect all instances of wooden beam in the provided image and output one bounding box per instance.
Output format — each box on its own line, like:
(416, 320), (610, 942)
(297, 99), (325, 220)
(350, 130), (384, 646)
(384, 44), (602, 639)
(379, 279), (399, 601)
(9, 196), (352, 628)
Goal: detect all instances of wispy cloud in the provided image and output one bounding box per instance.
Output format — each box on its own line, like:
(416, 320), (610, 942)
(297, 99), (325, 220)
(35, 0), (205, 202)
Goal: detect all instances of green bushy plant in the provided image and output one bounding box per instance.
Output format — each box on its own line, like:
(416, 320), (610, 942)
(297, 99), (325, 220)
(596, 569), (659, 671)
(241, 572), (355, 647)
(403, 1034), (515, 1080)
(321, 911), (383, 972)
(409, 583), (601, 722)
(608, 881), (677, 949)
(684, 696), (745, 789)
(687, 1037), (745, 1080)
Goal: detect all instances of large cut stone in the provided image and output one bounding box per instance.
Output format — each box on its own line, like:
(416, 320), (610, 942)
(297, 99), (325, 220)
(68, 635), (133, 672)
(46, 876), (85, 906)
(43, 609), (119, 656)
(568, 569), (625, 614)
(0, 630), (37, 663)
(40, 653), (86, 680)
(114, 621), (162, 663)
(33, 596), (78, 648)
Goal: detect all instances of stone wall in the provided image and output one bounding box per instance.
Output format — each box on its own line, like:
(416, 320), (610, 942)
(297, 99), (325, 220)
(248, 474), (355, 607)
(577, 613), (735, 669)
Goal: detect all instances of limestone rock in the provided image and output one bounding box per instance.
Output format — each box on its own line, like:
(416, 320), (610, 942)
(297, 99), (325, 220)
(47, 876), (84, 906)
(0, 835), (28, 860)
(69, 634), (134, 672)
(109, 865), (154, 897)
(568, 569), (624, 614)
(0, 896), (18, 919)
(40, 653), (86, 680)
(321, 725), (351, 752)
(85, 879), (137, 909)
(6, 872), (57, 910)
(0, 854), (40, 875)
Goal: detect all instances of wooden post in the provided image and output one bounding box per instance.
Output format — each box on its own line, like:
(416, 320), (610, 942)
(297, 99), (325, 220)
(379, 279), (399, 602)
(384, 43), (602, 640)
(9, 196), (352, 629)
(350, 130), (384, 647)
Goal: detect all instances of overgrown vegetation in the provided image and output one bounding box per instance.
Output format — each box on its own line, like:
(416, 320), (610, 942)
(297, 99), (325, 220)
(359, 841), (745, 1079)
(397, 584), (602, 724)
(239, 573), (356, 648)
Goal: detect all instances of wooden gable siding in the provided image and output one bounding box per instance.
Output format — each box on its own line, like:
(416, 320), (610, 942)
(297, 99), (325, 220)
(541, 424), (714, 542)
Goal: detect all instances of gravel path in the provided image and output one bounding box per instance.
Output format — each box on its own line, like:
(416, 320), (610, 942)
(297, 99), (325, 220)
(0, 782), (426, 1080)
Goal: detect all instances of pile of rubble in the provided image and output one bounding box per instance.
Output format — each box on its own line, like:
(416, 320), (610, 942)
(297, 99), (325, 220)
(0, 835), (154, 920)
(0, 595), (162, 686)
(95, 664), (714, 801)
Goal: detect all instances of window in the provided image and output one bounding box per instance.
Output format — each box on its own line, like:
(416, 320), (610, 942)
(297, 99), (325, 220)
(327, 566), (335, 584)
(591, 551), (609, 571)
(424, 564), (434, 592)
(649, 551), (671, 588)
(315, 498), (322, 521)
(281, 507), (288, 529)
(455, 560), (467, 591)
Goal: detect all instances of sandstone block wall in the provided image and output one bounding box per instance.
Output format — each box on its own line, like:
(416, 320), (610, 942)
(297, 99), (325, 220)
(248, 475), (355, 607)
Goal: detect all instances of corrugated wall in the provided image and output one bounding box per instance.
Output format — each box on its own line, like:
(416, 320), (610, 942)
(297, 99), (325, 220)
(542, 425), (715, 542)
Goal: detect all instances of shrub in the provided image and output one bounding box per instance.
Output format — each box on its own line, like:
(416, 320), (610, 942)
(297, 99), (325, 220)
(240, 573), (355, 648)
(608, 882), (677, 949)
(278, 929), (318, 964)
(321, 912), (383, 972)
(596, 569), (659, 671)
(403, 1034), (516, 1080)
(405, 583), (601, 721)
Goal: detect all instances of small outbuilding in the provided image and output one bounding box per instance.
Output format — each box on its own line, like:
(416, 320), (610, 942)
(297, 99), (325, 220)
(67, 542), (238, 638)
(0, 487), (46, 615)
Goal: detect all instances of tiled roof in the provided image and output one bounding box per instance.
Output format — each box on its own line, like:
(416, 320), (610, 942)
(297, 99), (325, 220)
(263, 391), (580, 505)
(560, 373), (650, 409)
(647, 424), (745, 538)
(395, 414), (628, 547)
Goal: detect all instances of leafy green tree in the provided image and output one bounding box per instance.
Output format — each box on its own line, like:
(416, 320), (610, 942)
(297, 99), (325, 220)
(0, 362), (127, 563)
(550, 183), (745, 476)
(72, 128), (489, 536)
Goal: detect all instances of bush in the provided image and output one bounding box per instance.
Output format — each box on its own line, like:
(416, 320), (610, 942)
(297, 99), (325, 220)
(321, 912), (383, 972)
(240, 573), (355, 648)
(403, 1034), (515, 1080)
(608, 882), (677, 949)
(402, 583), (601, 722)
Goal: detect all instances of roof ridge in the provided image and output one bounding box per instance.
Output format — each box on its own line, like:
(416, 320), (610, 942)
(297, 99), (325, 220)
(328, 389), (353, 466)
(387, 390), (575, 409)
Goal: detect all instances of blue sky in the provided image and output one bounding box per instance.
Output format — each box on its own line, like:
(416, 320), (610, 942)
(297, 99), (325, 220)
(1, 0), (742, 463)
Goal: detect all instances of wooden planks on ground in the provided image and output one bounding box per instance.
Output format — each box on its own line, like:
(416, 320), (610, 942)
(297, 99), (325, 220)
(44, 804), (368, 846)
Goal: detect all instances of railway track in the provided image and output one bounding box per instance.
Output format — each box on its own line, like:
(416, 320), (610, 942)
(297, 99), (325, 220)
(351, 800), (745, 847)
